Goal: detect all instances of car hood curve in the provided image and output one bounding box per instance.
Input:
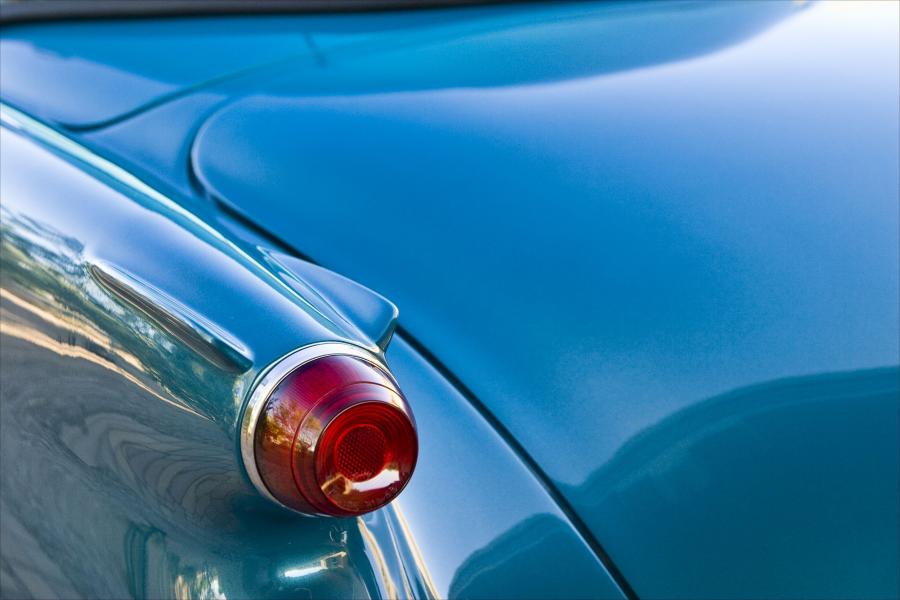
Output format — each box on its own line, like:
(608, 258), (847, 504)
(185, 1), (900, 598)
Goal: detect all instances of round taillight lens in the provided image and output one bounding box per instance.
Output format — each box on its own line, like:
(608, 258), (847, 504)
(241, 345), (417, 516)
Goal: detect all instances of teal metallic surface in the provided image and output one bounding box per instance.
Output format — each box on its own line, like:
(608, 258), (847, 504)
(1, 1), (899, 598)
(0, 1), (795, 129)
(0, 16), (314, 128)
(0, 110), (624, 598)
(187, 2), (899, 597)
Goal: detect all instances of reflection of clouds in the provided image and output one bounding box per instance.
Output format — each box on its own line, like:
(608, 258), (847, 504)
(1, 334), (240, 597)
(0, 206), (83, 273)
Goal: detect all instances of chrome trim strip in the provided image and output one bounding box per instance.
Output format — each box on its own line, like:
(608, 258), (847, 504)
(90, 262), (252, 372)
(239, 342), (387, 508)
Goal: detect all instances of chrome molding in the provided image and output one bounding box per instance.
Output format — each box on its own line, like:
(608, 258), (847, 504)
(239, 341), (387, 507)
(90, 262), (252, 372)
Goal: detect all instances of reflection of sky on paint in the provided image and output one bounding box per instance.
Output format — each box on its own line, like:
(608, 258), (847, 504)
(543, 0), (899, 485)
(189, 0), (898, 501)
(384, 341), (625, 599)
(0, 0), (794, 127)
(382, 0), (899, 486)
(384, 343), (535, 595)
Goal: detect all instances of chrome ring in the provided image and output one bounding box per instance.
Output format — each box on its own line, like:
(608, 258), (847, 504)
(239, 341), (387, 508)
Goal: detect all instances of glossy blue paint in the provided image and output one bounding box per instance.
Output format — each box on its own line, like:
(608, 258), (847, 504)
(0, 1), (795, 129)
(0, 16), (311, 128)
(185, 2), (897, 598)
(0, 104), (624, 598)
(2, 1), (899, 598)
(270, 251), (400, 351)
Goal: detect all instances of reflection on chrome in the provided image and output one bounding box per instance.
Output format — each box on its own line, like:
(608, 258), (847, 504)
(321, 468), (402, 497)
(89, 262), (251, 373)
(388, 503), (440, 600)
(282, 551), (347, 580)
(356, 517), (402, 599)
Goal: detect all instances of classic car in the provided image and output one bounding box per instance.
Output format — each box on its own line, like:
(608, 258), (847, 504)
(0, 0), (897, 598)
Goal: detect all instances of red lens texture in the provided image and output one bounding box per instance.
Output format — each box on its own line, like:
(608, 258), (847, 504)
(334, 424), (386, 481)
(253, 354), (417, 516)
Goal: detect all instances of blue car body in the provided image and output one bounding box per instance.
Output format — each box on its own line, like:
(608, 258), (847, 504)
(1, 1), (898, 598)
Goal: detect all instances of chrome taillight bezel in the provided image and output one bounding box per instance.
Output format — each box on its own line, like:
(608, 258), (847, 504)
(239, 341), (416, 515)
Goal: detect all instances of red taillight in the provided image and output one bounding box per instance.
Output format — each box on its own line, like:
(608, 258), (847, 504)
(241, 344), (417, 516)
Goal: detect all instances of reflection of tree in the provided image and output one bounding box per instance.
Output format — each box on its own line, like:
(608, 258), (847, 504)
(264, 392), (306, 449)
(1, 206), (85, 301)
(1, 207), (237, 424)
